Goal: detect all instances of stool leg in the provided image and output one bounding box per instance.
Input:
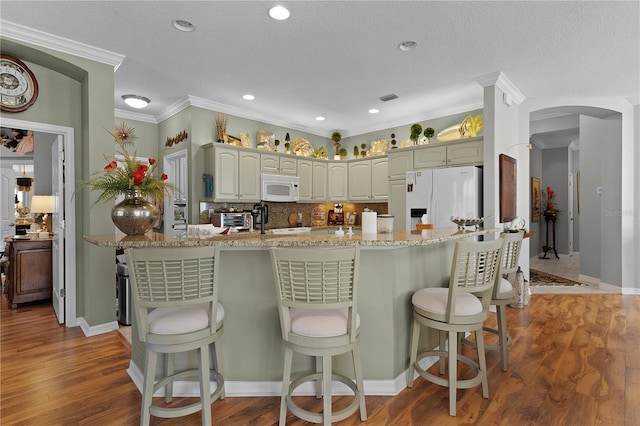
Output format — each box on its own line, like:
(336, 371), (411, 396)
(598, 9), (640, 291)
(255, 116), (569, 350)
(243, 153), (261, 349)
(496, 304), (509, 371)
(407, 316), (420, 387)
(315, 356), (322, 398)
(322, 355), (332, 426)
(198, 344), (212, 426)
(141, 349), (158, 426)
(476, 327), (489, 399)
(448, 331), (457, 416)
(164, 353), (174, 403)
(352, 344), (367, 420)
(439, 330), (446, 375)
(279, 347), (293, 426)
(212, 342), (225, 399)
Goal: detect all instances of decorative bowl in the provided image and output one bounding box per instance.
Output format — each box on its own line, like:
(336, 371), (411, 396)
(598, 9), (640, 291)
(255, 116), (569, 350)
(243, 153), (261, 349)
(450, 217), (485, 230)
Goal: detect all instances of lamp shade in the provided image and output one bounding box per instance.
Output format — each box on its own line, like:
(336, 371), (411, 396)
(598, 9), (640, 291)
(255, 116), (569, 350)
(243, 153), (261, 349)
(30, 195), (53, 213)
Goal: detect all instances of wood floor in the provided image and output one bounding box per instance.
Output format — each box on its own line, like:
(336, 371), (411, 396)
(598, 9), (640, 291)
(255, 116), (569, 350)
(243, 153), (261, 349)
(2, 293), (639, 425)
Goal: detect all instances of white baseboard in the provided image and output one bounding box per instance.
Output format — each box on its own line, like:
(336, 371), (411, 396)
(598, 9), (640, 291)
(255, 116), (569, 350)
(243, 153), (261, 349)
(622, 287), (640, 295)
(578, 274), (601, 286)
(77, 317), (118, 337)
(126, 354), (442, 397)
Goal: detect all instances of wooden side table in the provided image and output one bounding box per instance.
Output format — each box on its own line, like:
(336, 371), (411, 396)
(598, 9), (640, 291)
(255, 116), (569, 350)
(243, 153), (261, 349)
(542, 213), (559, 259)
(5, 237), (53, 308)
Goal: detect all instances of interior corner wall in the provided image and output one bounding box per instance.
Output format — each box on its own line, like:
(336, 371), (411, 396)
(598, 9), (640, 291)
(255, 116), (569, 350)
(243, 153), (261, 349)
(571, 149), (580, 253)
(529, 146), (542, 256)
(541, 148), (569, 255)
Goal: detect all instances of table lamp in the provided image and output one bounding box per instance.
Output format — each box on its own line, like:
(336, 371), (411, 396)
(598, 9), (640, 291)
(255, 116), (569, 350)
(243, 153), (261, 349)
(30, 195), (53, 232)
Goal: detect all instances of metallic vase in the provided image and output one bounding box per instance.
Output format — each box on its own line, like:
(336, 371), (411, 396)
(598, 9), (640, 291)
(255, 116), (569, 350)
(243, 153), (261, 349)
(111, 190), (158, 236)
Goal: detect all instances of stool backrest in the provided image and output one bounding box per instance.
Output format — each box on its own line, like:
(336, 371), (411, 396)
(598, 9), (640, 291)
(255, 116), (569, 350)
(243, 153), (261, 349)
(125, 246), (221, 342)
(447, 239), (503, 323)
(495, 231), (524, 297)
(270, 246), (360, 343)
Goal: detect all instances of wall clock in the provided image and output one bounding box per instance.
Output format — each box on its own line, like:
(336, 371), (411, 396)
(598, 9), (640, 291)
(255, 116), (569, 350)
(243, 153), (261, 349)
(0, 54), (39, 113)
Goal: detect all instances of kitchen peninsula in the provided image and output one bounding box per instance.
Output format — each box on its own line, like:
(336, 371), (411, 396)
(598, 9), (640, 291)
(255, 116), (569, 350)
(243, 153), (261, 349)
(86, 227), (497, 395)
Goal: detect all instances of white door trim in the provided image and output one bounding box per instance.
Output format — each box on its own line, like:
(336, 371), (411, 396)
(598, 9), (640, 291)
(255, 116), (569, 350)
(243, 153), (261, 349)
(0, 117), (76, 327)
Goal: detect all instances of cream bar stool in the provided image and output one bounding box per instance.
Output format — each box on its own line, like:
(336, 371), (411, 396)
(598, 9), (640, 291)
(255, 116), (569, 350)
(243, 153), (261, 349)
(125, 246), (225, 426)
(487, 231), (524, 371)
(407, 239), (503, 416)
(270, 246), (366, 426)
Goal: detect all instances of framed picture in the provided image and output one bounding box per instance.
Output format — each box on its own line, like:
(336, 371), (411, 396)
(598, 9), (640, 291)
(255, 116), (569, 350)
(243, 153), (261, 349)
(531, 177), (541, 222)
(499, 154), (517, 223)
(327, 210), (344, 225)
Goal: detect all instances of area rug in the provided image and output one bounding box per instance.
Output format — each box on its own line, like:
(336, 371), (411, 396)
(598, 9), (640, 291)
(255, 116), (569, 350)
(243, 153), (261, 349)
(529, 269), (587, 287)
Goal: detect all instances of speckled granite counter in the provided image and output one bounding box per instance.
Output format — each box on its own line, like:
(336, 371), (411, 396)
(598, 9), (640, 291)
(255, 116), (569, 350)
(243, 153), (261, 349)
(84, 227), (496, 248)
(88, 227), (500, 396)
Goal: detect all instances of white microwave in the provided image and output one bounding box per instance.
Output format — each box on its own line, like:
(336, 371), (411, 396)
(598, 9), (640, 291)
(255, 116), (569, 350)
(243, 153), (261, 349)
(260, 173), (299, 202)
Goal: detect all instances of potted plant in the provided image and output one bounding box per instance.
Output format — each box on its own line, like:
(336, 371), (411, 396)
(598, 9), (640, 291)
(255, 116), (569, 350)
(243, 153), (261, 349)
(331, 131), (342, 159)
(423, 127), (435, 144)
(410, 123), (422, 145)
(274, 139), (280, 152)
(284, 142), (291, 154)
(353, 145), (359, 158)
(339, 148), (347, 159)
(360, 143), (367, 158)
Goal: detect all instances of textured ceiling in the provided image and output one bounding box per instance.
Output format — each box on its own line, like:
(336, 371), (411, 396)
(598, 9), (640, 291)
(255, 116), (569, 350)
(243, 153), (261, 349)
(1, 1), (638, 139)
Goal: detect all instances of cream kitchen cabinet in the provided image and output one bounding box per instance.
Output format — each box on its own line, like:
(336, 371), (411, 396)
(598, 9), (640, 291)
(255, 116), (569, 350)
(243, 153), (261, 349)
(348, 157), (388, 201)
(204, 144), (260, 201)
(297, 159), (327, 201)
(413, 138), (483, 169)
(260, 152), (297, 175)
(327, 162), (348, 200)
(387, 149), (414, 180)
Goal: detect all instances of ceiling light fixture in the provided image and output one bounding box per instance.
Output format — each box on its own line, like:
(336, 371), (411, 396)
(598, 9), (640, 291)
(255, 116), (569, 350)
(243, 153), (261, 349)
(315, 116), (325, 121)
(172, 19), (195, 32)
(122, 95), (150, 109)
(398, 40), (417, 51)
(368, 109), (379, 114)
(269, 5), (290, 20)
(242, 94), (255, 100)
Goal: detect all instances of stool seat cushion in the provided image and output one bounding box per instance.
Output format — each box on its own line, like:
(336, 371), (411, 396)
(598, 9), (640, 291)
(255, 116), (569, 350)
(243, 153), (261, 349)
(495, 277), (514, 298)
(289, 307), (360, 337)
(148, 302), (224, 335)
(412, 287), (483, 317)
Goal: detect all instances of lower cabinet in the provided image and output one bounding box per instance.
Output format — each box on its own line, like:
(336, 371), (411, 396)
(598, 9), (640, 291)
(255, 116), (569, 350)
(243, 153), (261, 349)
(5, 238), (53, 308)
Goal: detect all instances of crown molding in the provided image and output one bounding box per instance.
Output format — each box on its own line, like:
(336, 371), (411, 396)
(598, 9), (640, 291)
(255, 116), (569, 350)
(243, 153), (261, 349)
(114, 109), (158, 124)
(477, 72), (525, 106)
(529, 135), (545, 149)
(0, 20), (125, 70)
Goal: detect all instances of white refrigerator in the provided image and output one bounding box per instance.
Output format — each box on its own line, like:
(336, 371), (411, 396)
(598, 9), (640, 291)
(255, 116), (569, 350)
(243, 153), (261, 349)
(405, 166), (483, 230)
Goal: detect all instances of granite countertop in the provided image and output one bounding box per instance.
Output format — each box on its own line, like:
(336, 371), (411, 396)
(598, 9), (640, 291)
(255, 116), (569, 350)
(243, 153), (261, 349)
(84, 227), (498, 249)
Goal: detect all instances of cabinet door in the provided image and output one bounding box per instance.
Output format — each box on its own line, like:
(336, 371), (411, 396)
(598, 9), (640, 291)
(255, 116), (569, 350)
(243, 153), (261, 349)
(327, 162), (348, 200)
(260, 153), (279, 174)
(297, 159), (313, 201)
(214, 147), (239, 200)
(446, 140), (483, 166)
(388, 150), (414, 180)
(371, 157), (389, 200)
(279, 156), (297, 175)
(239, 151), (260, 201)
(312, 161), (327, 201)
(388, 180), (407, 231)
(348, 160), (371, 201)
(414, 145), (446, 169)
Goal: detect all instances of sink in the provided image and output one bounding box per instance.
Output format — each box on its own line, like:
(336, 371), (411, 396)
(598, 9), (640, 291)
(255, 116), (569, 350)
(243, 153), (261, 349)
(269, 227), (312, 235)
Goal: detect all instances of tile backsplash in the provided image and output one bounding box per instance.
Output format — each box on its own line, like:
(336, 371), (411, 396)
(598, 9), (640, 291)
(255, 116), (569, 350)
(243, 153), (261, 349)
(199, 201), (388, 229)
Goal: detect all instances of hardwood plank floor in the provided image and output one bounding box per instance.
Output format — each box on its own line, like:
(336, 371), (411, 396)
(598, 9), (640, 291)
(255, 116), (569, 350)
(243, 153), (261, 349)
(2, 293), (638, 425)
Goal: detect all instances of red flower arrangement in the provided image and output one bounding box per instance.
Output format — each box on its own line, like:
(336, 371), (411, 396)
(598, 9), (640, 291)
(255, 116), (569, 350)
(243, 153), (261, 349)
(86, 123), (174, 205)
(543, 186), (559, 215)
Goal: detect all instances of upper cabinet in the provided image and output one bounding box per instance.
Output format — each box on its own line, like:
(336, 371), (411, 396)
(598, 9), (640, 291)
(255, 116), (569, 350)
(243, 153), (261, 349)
(327, 162), (348, 200)
(204, 144), (260, 202)
(348, 157), (388, 201)
(413, 138), (483, 169)
(387, 150), (414, 180)
(260, 152), (297, 175)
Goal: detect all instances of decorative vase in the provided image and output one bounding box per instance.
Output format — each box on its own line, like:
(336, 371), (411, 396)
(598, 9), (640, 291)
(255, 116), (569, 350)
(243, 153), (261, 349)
(111, 189), (158, 236)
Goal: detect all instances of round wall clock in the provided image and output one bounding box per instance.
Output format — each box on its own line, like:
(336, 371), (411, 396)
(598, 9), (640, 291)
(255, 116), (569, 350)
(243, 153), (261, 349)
(0, 54), (39, 113)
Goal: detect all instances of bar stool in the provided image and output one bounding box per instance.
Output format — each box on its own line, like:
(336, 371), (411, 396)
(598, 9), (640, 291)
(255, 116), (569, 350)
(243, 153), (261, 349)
(407, 239), (503, 416)
(125, 246), (225, 426)
(270, 246), (366, 426)
(487, 231), (524, 371)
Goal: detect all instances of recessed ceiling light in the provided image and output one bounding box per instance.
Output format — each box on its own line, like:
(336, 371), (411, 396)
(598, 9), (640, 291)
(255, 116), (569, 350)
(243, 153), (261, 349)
(398, 40), (417, 51)
(122, 95), (150, 109)
(315, 116), (325, 121)
(269, 5), (290, 20)
(172, 19), (195, 32)
(368, 109), (379, 114)
(242, 94), (255, 100)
